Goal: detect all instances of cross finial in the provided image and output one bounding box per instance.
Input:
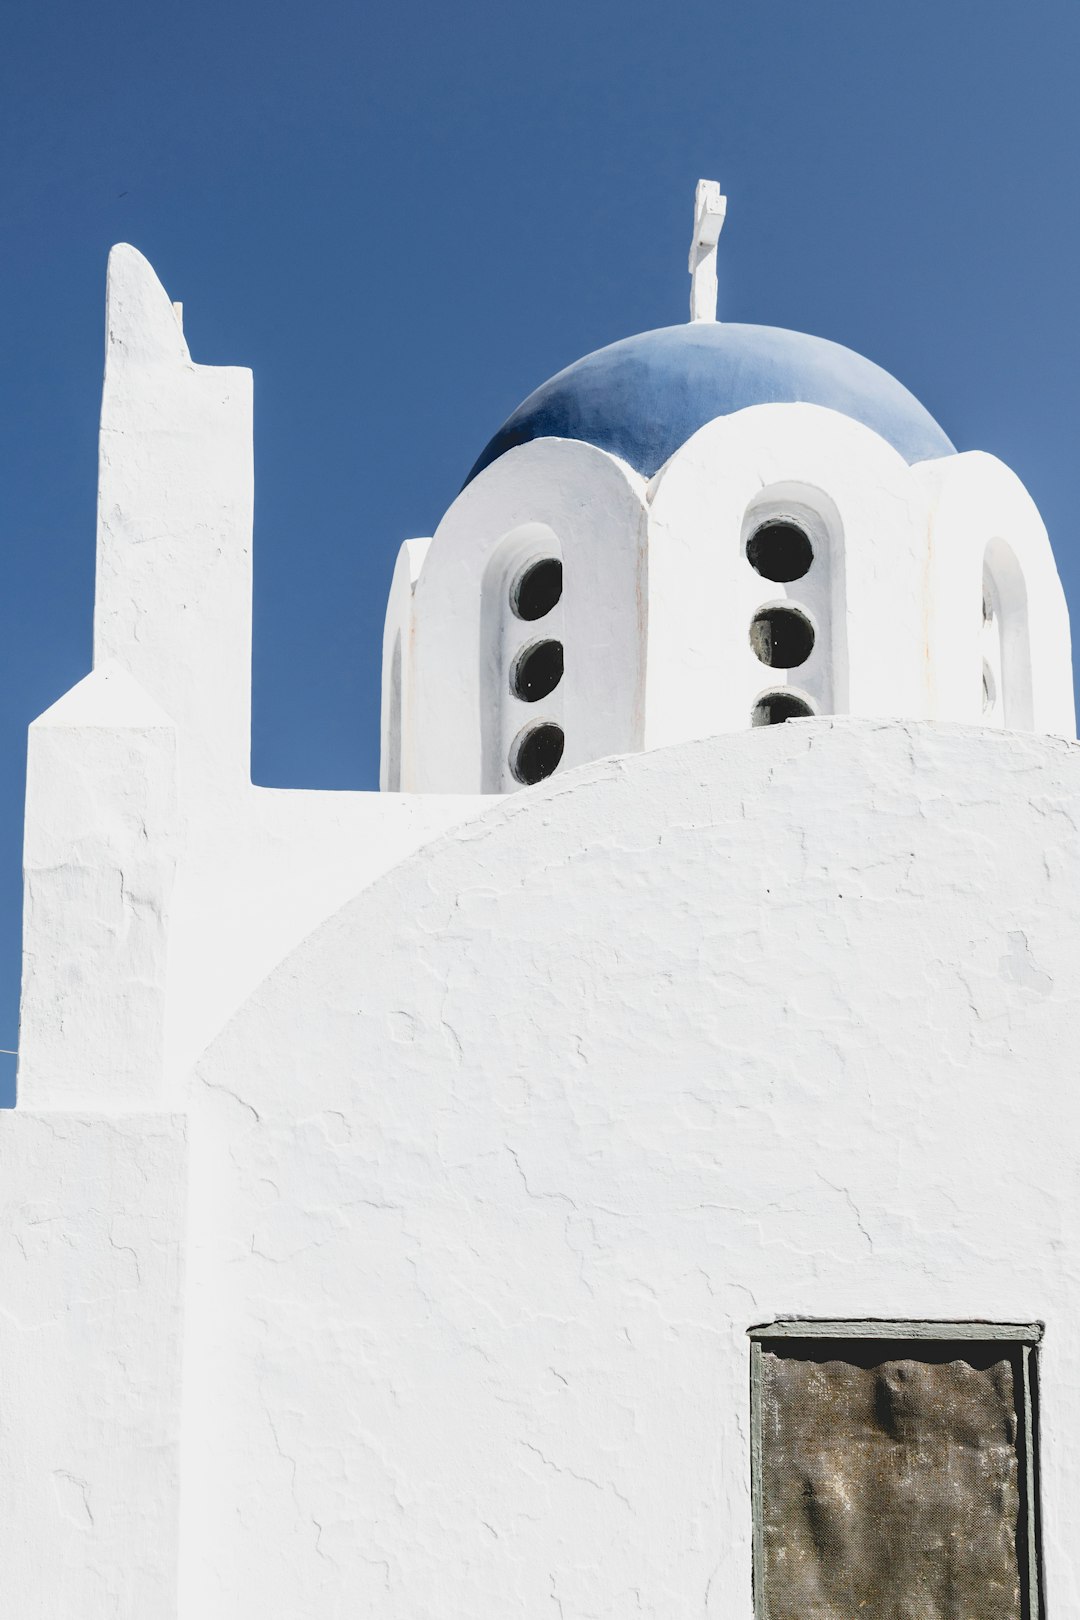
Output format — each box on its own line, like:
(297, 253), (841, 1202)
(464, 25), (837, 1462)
(688, 179), (727, 323)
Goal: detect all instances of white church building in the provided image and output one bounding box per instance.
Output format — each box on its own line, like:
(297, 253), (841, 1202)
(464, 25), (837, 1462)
(2, 182), (1078, 1616)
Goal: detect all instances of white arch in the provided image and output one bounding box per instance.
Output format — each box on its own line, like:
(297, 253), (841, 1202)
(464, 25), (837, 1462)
(646, 404), (923, 744)
(915, 451), (1073, 736)
(410, 439), (648, 793)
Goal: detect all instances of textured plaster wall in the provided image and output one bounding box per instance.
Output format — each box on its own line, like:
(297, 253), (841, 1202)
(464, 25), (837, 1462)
(181, 720), (1080, 1618)
(20, 663), (179, 1108)
(17, 247), (487, 1107)
(0, 1112), (187, 1615)
(5, 248), (486, 1616)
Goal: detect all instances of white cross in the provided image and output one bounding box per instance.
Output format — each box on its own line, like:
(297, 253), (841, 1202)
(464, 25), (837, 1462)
(688, 178), (727, 323)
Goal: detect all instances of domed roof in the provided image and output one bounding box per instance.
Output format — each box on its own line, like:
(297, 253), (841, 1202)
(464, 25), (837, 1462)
(465, 322), (955, 486)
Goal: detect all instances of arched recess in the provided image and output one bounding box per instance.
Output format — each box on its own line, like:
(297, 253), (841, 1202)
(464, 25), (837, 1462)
(982, 537), (1032, 730)
(915, 451), (1073, 737)
(741, 484), (847, 724)
(384, 631), (403, 790)
(380, 537), (430, 791)
(480, 524), (565, 792)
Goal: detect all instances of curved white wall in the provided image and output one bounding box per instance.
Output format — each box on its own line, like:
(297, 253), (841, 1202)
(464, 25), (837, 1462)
(181, 720), (1080, 1618)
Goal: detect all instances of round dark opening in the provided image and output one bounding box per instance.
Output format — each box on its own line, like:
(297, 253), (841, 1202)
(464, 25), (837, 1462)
(749, 604), (815, 669)
(751, 690), (815, 727)
(512, 557), (563, 621)
(512, 639), (564, 702)
(746, 521), (813, 583)
(511, 722), (565, 784)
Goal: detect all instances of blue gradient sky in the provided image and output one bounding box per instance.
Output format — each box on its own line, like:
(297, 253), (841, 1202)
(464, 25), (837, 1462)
(1, 0), (1078, 1101)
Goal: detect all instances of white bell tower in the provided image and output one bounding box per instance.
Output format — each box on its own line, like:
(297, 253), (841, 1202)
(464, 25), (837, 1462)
(382, 183), (1073, 794)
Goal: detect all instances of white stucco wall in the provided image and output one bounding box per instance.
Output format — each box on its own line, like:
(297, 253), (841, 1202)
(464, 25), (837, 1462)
(17, 247), (488, 1109)
(0, 1111), (187, 1615)
(19, 662), (178, 1108)
(8, 240), (1078, 1620)
(176, 720), (1080, 1618)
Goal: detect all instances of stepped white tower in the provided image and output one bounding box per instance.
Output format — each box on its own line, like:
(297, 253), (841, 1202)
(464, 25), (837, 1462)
(2, 186), (1078, 1618)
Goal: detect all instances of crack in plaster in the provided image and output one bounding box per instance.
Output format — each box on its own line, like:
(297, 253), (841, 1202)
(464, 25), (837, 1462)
(52, 1470), (94, 1529)
(198, 1072), (261, 1123)
(815, 1173), (874, 1252)
(519, 1441), (632, 1512)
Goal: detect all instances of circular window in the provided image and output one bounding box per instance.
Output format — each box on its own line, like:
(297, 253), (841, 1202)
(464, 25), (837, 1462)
(746, 521), (813, 583)
(749, 604), (815, 669)
(511, 721), (565, 784)
(512, 557), (563, 621)
(512, 639), (564, 702)
(751, 690), (816, 727)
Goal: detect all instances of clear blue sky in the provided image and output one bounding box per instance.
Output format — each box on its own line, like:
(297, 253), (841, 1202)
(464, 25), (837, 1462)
(1, 0), (1078, 1102)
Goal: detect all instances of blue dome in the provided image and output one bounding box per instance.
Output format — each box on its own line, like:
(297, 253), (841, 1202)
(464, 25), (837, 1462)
(465, 322), (955, 485)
